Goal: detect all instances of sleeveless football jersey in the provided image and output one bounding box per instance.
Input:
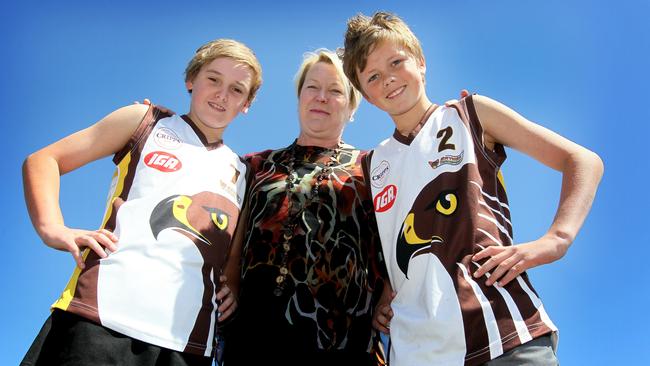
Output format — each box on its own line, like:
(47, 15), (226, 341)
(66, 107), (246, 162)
(367, 96), (557, 365)
(51, 106), (247, 356)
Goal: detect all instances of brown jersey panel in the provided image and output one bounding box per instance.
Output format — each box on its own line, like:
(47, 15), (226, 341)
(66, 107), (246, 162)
(151, 192), (241, 352)
(67, 251), (101, 323)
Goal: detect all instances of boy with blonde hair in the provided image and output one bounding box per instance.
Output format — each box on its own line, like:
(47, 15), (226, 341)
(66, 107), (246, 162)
(21, 38), (261, 366)
(342, 12), (603, 365)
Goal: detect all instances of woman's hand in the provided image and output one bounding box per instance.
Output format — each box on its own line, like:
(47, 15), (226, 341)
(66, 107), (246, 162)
(217, 275), (238, 322)
(136, 98), (176, 115)
(372, 282), (396, 334)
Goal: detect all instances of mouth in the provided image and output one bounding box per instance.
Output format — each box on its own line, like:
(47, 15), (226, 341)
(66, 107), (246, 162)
(208, 102), (226, 112)
(309, 108), (330, 115)
(386, 85), (406, 99)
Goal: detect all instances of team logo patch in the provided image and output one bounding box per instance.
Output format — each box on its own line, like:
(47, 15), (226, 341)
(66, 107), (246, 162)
(219, 180), (240, 204)
(144, 151), (182, 172)
(154, 127), (182, 149)
(371, 160), (390, 188)
(374, 184), (397, 212)
(428, 151), (464, 170)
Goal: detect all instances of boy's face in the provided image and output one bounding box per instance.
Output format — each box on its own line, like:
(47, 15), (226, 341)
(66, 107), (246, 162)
(185, 57), (253, 141)
(356, 41), (426, 117)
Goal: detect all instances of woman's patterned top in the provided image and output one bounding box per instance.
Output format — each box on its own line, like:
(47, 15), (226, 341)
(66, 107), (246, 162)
(224, 140), (385, 363)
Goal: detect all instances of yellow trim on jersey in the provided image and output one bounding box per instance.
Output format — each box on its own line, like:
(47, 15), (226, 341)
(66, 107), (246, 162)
(52, 152), (132, 311)
(497, 169), (506, 191)
(100, 152), (132, 229)
(51, 249), (90, 311)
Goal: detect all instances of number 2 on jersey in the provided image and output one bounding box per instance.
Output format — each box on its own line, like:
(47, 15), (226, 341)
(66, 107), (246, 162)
(436, 126), (455, 152)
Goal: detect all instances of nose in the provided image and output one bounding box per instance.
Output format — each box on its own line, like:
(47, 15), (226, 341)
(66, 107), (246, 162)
(316, 90), (327, 103)
(384, 75), (395, 87)
(215, 86), (228, 102)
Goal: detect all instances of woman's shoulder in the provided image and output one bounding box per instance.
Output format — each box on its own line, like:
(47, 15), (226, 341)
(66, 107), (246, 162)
(243, 148), (276, 162)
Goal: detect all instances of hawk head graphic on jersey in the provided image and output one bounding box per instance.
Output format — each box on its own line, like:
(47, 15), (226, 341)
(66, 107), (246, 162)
(150, 191), (237, 267)
(396, 168), (471, 278)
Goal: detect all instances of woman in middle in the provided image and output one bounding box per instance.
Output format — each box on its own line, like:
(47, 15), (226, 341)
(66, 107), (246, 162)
(222, 49), (386, 365)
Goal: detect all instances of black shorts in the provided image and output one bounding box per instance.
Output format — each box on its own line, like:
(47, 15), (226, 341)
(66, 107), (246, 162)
(21, 310), (213, 366)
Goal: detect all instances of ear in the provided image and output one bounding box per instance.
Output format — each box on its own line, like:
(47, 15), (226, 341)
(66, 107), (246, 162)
(240, 101), (250, 115)
(418, 56), (426, 76)
(185, 80), (193, 93)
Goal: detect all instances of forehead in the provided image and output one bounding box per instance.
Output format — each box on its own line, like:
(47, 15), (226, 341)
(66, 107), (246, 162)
(201, 57), (253, 85)
(305, 62), (344, 84)
(362, 41), (407, 71)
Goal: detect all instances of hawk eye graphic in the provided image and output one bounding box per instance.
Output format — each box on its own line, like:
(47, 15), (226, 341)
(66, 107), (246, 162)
(435, 191), (457, 216)
(204, 206), (229, 230)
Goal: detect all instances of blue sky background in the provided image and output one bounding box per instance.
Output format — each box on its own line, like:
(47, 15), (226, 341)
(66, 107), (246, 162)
(2, 0), (648, 364)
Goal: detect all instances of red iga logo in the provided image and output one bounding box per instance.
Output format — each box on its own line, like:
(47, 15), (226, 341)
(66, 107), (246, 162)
(374, 184), (397, 212)
(144, 151), (182, 172)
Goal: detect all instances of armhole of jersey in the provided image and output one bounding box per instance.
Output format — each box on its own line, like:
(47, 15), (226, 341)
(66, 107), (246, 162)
(239, 156), (254, 210)
(463, 95), (507, 168)
(361, 150), (374, 193)
(111, 105), (162, 165)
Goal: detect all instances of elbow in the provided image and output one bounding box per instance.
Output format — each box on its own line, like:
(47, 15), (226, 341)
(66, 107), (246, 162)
(567, 148), (604, 182)
(22, 153), (37, 177)
(585, 150), (604, 182)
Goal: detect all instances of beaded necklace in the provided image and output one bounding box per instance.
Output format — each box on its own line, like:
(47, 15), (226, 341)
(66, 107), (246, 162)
(273, 142), (342, 296)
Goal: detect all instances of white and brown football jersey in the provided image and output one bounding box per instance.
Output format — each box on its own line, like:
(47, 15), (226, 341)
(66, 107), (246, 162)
(367, 96), (557, 365)
(52, 106), (247, 356)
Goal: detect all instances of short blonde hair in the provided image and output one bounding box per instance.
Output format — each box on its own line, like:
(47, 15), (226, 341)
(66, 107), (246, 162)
(185, 39), (263, 104)
(342, 12), (424, 94)
(295, 49), (361, 116)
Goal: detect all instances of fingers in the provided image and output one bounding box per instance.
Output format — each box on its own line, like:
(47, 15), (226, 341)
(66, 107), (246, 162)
(494, 261), (526, 287)
(94, 229), (118, 252)
(217, 284), (237, 322)
(472, 246), (504, 278)
(444, 99), (458, 107)
(473, 246), (528, 286)
(68, 244), (86, 270)
(133, 99), (151, 105)
(216, 282), (231, 303)
(372, 304), (393, 334)
(75, 234), (108, 260)
(69, 229), (119, 269)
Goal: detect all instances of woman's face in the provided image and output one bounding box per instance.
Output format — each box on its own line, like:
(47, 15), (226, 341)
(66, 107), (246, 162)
(297, 62), (352, 146)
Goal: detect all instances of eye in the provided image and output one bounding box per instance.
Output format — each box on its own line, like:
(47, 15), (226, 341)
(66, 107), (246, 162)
(391, 59), (403, 67)
(204, 206), (229, 231)
(435, 191), (457, 216)
(330, 88), (343, 95)
(367, 74), (378, 84)
(232, 87), (244, 94)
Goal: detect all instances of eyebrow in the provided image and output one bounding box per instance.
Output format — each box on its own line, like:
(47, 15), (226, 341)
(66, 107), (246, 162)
(305, 77), (344, 87)
(205, 69), (250, 90)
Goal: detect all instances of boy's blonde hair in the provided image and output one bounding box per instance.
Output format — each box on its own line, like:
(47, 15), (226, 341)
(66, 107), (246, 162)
(185, 39), (263, 104)
(295, 49), (361, 116)
(342, 12), (423, 94)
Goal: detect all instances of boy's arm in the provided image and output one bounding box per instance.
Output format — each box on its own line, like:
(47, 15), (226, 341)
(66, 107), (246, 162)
(23, 104), (150, 269)
(218, 173), (252, 322)
(470, 94), (604, 286)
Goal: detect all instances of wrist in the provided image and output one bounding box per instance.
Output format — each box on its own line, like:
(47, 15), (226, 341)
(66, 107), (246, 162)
(543, 230), (573, 257)
(35, 222), (66, 249)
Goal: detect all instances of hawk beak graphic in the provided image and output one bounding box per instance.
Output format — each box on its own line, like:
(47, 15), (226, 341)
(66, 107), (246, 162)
(150, 195), (211, 245)
(396, 213), (443, 278)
